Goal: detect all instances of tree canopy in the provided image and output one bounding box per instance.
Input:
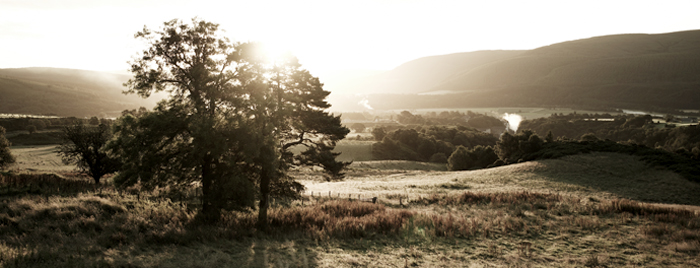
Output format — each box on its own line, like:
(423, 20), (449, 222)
(109, 18), (349, 225)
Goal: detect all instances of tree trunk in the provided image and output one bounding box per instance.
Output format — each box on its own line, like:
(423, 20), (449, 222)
(201, 155), (219, 222)
(257, 169), (270, 231)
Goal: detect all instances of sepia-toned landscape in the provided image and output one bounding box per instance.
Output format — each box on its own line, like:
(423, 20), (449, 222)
(2, 1), (700, 267)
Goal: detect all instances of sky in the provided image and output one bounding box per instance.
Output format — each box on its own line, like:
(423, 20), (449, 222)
(1, 0), (699, 77)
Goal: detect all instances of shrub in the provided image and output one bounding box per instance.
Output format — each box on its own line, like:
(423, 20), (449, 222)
(371, 127), (386, 141)
(580, 133), (599, 142)
(350, 123), (366, 133)
(26, 125), (37, 134)
(0, 126), (15, 169)
(447, 145), (498, 171)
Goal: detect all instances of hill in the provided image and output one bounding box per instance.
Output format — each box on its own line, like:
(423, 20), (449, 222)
(0, 67), (162, 117)
(361, 50), (524, 94)
(338, 30), (700, 111)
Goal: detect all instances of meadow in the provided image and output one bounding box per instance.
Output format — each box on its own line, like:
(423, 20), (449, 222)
(1, 146), (699, 267)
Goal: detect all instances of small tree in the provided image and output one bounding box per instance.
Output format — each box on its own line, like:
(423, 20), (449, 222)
(59, 123), (120, 184)
(88, 116), (100, 125)
(495, 130), (542, 163)
(26, 125), (37, 134)
(372, 127), (386, 141)
(545, 130), (554, 143)
(0, 126), (15, 169)
(351, 123), (366, 133)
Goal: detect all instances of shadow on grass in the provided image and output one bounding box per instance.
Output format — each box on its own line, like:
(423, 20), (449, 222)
(0, 191), (322, 267)
(524, 153), (700, 206)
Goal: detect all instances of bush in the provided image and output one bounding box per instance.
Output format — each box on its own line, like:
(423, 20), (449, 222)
(350, 123), (366, 133)
(371, 127), (386, 141)
(0, 126), (15, 169)
(447, 145), (498, 171)
(580, 133), (599, 142)
(26, 125), (37, 134)
(495, 130), (542, 163)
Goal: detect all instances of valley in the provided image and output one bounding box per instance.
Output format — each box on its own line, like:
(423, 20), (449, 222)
(1, 23), (700, 267)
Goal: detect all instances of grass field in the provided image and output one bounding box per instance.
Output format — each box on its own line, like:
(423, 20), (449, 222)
(2, 148), (700, 267)
(8, 145), (73, 173)
(333, 140), (374, 162)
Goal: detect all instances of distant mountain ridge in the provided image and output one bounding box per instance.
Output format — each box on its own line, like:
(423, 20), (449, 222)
(4, 30), (700, 115)
(0, 67), (161, 117)
(339, 30), (700, 111)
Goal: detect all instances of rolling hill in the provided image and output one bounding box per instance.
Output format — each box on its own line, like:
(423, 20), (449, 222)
(0, 67), (162, 117)
(359, 50), (524, 94)
(335, 30), (700, 111)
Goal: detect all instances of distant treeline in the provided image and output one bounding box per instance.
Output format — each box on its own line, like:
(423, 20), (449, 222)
(372, 126), (498, 163)
(372, 111), (700, 183)
(0, 117), (110, 132)
(342, 110), (505, 129)
(519, 113), (700, 152)
(370, 111), (504, 163)
(394, 110), (504, 128)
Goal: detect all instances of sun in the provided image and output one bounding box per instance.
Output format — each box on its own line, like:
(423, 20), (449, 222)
(257, 42), (294, 64)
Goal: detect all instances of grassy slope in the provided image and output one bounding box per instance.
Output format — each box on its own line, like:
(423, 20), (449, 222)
(303, 153), (700, 206)
(0, 68), (160, 117)
(2, 152), (700, 267)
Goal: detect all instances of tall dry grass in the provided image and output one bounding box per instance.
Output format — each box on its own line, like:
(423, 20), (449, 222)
(2, 173), (700, 267)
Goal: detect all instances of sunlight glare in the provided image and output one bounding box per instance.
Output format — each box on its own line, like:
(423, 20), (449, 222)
(259, 42), (293, 64)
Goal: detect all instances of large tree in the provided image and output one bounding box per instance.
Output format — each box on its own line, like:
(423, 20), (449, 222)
(109, 18), (349, 225)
